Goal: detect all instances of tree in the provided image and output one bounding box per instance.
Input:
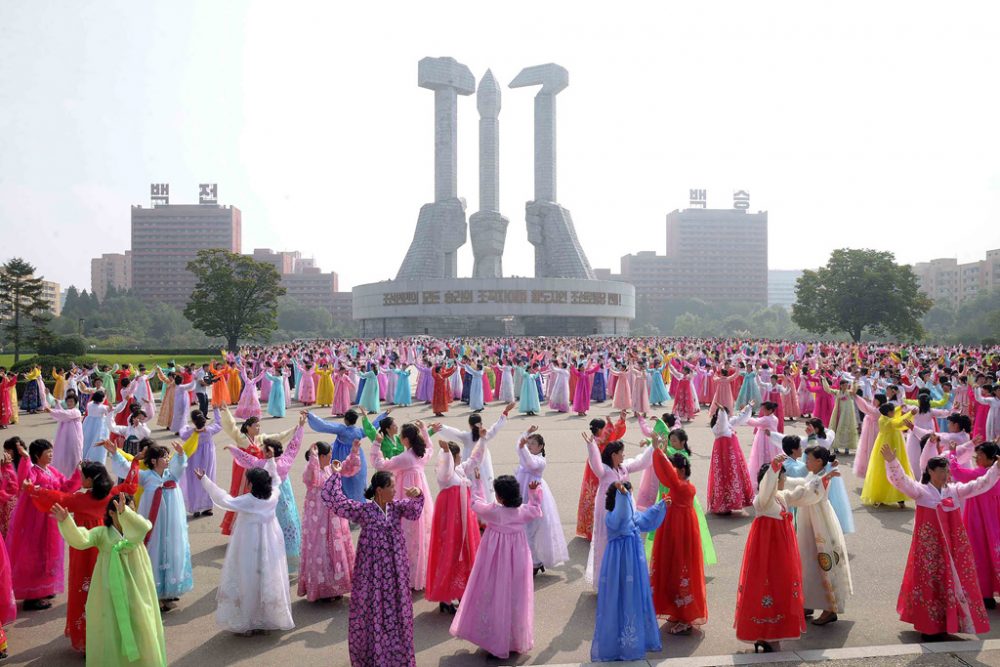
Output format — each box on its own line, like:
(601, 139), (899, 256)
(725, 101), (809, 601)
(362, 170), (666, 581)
(184, 250), (285, 350)
(277, 297), (333, 333)
(0, 257), (53, 362)
(792, 248), (931, 342)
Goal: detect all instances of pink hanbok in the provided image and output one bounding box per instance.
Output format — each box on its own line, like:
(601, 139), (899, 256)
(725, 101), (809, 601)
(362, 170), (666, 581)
(49, 406), (84, 478)
(950, 457), (1000, 600)
(298, 449), (360, 600)
(297, 366), (317, 405)
(369, 433), (435, 590)
(611, 370), (632, 410)
(629, 368), (650, 415)
(710, 373), (738, 414)
(8, 458), (81, 600)
(853, 396), (880, 478)
(331, 372), (356, 416)
(235, 369), (264, 419)
(571, 366), (598, 414)
(449, 478), (542, 660)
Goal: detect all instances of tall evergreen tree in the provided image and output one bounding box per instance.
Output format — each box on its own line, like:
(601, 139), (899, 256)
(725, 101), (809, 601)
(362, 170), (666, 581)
(0, 257), (53, 362)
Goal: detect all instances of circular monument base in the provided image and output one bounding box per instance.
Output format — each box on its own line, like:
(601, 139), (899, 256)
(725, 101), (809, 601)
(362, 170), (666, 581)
(353, 277), (635, 337)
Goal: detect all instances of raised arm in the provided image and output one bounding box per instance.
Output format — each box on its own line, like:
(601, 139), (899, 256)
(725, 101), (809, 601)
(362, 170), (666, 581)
(320, 472), (366, 523)
(306, 411), (345, 436)
(954, 461), (1000, 501)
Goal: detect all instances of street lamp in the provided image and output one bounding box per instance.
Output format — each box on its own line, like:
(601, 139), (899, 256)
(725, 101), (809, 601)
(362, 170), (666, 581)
(78, 318), (85, 335)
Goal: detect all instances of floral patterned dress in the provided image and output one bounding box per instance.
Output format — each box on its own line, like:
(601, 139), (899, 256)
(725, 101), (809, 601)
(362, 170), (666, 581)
(322, 473), (424, 667)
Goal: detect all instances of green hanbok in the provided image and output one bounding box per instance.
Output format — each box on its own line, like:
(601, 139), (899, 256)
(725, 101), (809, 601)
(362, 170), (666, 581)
(57, 506), (166, 667)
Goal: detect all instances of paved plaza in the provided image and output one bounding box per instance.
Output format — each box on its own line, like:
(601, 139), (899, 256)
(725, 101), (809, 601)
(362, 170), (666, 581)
(5, 399), (1000, 666)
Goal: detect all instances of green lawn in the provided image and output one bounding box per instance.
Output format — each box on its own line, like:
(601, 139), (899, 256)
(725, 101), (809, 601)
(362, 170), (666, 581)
(0, 353), (220, 369)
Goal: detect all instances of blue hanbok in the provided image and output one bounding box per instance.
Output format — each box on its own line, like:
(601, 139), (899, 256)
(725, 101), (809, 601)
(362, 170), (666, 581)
(647, 369), (670, 406)
(265, 372), (286, 418)
(592, 490), (666, 662)
(806, 435), (855, 534)
(783, 455), (809, 524)
(306, 412), (367, 501)
(359, 370), (380, 414)
(735, 371), (762, 412)
(81, 402), (119, 464)
(591, 369), (607, 402)
(135, 452), (194, 599)
(519, 371), (541, 414)
(393, 369), (412, 406)
(464, 366), (485, 410)
(276, 476), (302, 573)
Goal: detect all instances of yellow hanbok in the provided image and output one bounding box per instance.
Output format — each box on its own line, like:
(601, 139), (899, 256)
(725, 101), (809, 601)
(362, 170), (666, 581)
(860, 410), (914, 505)
(315, 368), (334, 406)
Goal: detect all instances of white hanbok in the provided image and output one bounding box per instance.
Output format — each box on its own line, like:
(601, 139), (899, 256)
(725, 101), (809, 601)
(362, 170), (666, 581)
(436, 413), (508, 504)
(200, 458), (293, 633)
(514, 439), (569, 568)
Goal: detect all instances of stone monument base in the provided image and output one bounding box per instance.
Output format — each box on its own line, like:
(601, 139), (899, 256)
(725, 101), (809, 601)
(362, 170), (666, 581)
(353, 277), (635, 337)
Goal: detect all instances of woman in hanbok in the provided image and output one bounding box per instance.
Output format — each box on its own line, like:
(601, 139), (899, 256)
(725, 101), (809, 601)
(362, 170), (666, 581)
(296, 360), (317, 406)
(169, 376), (198, 433)
(358, 366), (380, 415)
(518, 364), (543, 416)
(780, 370), (801, 421)
(134, 442), (193, 611)
(570, 362), (598, 416)
(0, 453), (15, 660)
(29, 459), (138, 652)
(461, 362), (486, 411)
(882, 445), (1000, 638)
(299, 440), (360, 601)
(803, 418), (854, 533)
(432, 364), (457, 416)
(0, 438), (23, 536)
(797, 369), (815, 417)
(710, 367), (740, 414)
(853, 392), (887, 478)
(8, 438), (81, 610)
(949, 442), (1000, 610)
(591, 482), (666, 662)
(904, 392), (954, 479)
(610, 363), (632, 411)
(788, 447), (853, 626)
(426, 440), (483, 613)
(265, 369), (287, 418)
(583, 432), (655, 589)
(54, 494), (167, 667)
(218, 407), (292, 532)
(706, 406), (754, 514)
(824, 379), (859, 454)
(756, 376), (787, 432)
(393, 366), (412, 406)
(734, 365), (761, 412)
(322, 469), (424, 667)
(734, 456), (809, 653)
(369, 422), (435, 590)
(234, 366), (264, 419)
(648, 362), (670, 407)
(545, 362), (571, 413)
(575, 414), (626, 540)
(433, 404), (512, 504)
(19, 365), (45, 413)
(314, 364), (334, 408)
(81, 393), (127, 464)
(629, 364), (651, 415)
(178, 408), (222, 517)
(154, 368), (176, 429)
(861, 403), (915, 507)
(197, 459), (294, 635)
(226, 413), (307, 572)
(514, 428), (569, 573)
(973, 385), (1000, 441)
(497, 362), (516, 403)
(45, 392), (84, 477)
(450, 472), (542, 660)
(740, 401), (781, 490)
(648, 448), (708, 633)
(332, 368), (356, 416)
(590, 361), (607, 403)
(671, 366), (699, 422)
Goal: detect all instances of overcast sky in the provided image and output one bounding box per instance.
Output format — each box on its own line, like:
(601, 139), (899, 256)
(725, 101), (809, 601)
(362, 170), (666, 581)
(3, 1), (1000, 292)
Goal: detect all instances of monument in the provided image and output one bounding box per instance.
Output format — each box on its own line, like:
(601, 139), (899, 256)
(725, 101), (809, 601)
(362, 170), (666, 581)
(354, 57), (634, 336)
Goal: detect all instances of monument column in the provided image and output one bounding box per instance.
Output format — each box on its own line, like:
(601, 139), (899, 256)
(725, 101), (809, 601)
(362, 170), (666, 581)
(510, 64), (595, 280)
(470, 70), (509, 278)
(396, 57), (474, 280)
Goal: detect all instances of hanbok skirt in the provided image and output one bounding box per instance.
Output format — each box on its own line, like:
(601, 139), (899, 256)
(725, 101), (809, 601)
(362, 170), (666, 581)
(425, 485), (480, 603)
(707, 434), (754, 513)
(276, 477), (302, 573)
(734, 514), (805, 642)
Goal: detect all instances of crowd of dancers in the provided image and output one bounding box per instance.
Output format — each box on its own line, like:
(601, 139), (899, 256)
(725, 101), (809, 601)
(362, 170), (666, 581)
(0, 335), (998, 665)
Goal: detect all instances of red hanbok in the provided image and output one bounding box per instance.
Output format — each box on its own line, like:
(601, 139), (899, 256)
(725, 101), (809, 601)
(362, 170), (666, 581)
(734, 464), (806, 643)
(650, 450), (707, 625)
(426, 483), (480, 603)
(220, 442), (264, 536)
(28, 461), (139, 651)
(432, 367), (457, 415)
(706, 415), (754, 514)
(575, 417), (626, 540)
(671, 375), (699, 421)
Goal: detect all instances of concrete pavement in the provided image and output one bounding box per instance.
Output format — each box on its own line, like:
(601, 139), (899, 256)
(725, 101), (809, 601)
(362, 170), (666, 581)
(4, 398), (999, 666)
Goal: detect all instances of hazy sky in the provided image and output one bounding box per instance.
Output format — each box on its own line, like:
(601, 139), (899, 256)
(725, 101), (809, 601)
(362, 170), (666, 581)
(3, 1), (1000, 292)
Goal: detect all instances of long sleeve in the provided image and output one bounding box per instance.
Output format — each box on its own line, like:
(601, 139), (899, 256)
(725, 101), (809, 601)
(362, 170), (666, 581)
(118, 505), (153, 543)
(484, 413), (508, 440)
(623, 442), (655, 473)
(652, 448), (681, 489)
(200, 474), (243, 512)
(321, 472), (366, 522)
(307, 411), (345, 436)
(57, 513), (97, 551)
(436, 448), (457, 487)
(604, 491), (634, 533)
(219, 405), (242, 443)
(517, 486), (544, 522)
(586, 438), (605, 477)
(637, 414), (654, 438)
(635, 499), (668, 533)
(273, 426), (305, 478)
(394, 493), (425, 521)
